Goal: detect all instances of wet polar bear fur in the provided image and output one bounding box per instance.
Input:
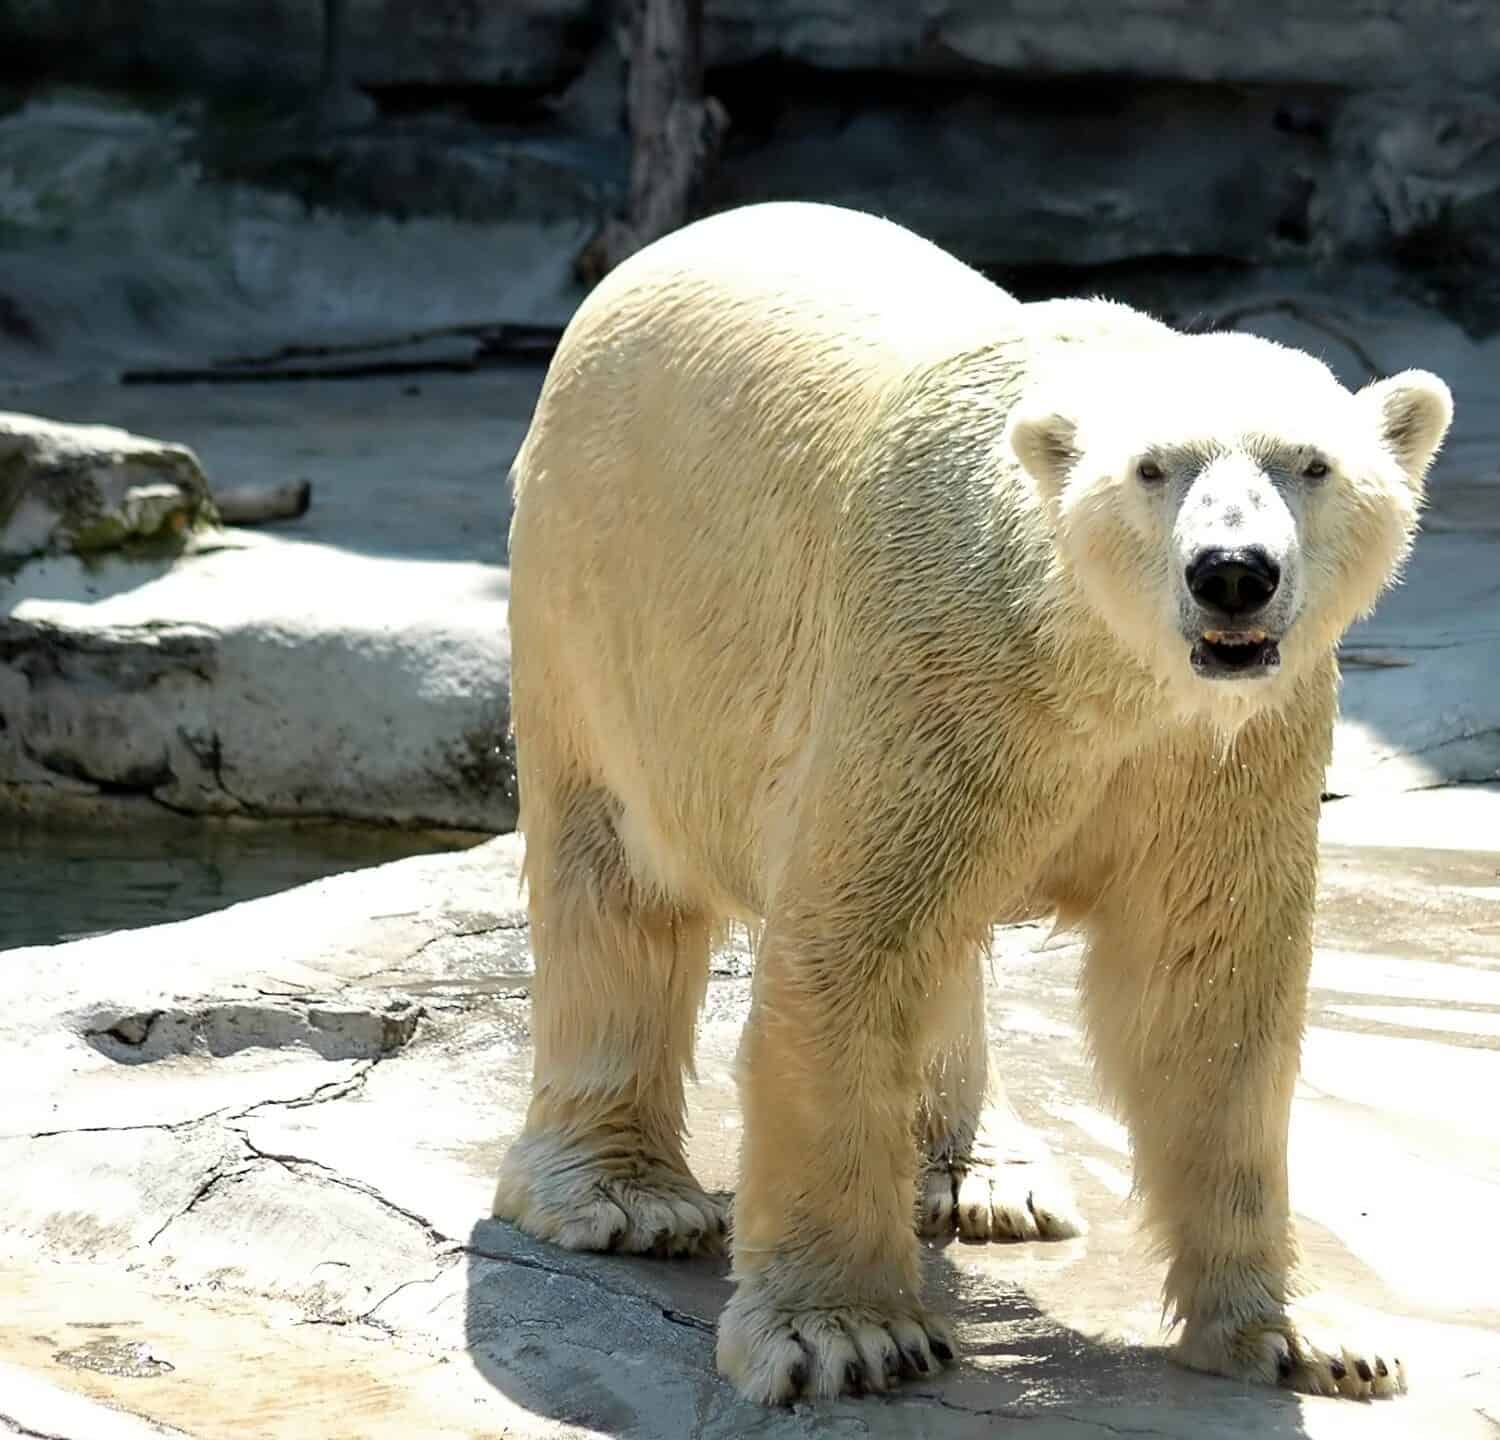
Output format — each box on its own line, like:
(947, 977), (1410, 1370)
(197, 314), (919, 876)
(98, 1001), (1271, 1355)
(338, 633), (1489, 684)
(494, 202), (1452, 1405)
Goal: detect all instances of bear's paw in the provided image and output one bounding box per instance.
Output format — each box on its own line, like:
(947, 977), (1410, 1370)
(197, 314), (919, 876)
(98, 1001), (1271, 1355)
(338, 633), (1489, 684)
(918, 1108), (1086, 1243)
(716, 1287), (956, 1404)
(1177, 1308), (1406, 1400)
(493, 1132), (727, 1258)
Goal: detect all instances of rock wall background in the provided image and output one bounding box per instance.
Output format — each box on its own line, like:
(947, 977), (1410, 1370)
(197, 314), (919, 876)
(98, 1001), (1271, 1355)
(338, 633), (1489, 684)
(3, 0), (1499, 318)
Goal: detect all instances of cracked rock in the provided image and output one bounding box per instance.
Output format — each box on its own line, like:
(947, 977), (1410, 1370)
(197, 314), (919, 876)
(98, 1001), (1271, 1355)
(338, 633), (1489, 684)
(4, 832), (1499, 1437)
(144, 1148), (444, 1324)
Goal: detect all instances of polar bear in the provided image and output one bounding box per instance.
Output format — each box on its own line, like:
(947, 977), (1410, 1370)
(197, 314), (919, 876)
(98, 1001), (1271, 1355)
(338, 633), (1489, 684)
(493, 202), (1451, 1405)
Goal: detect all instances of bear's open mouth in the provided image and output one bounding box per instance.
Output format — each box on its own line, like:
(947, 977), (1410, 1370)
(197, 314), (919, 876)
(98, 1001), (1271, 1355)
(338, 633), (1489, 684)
(1191, 628), (1280, 679)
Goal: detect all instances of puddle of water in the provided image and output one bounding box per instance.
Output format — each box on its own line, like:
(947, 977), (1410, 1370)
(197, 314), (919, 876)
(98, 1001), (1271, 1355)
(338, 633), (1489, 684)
(1, 821), (466, 951)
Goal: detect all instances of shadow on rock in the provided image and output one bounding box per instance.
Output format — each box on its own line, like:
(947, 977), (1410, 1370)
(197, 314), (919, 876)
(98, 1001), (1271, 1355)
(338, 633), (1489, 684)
(462, 1216), (1320, 1438)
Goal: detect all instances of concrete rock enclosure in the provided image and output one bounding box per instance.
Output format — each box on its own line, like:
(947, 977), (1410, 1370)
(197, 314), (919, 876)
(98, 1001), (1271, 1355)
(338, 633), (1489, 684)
(2, 807), (1498, 1437)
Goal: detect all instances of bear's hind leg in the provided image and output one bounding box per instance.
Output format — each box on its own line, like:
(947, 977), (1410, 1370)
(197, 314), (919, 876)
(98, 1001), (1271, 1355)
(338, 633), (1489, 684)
(492, 783), (726, 1257)
(916, 956), (1085, 1243)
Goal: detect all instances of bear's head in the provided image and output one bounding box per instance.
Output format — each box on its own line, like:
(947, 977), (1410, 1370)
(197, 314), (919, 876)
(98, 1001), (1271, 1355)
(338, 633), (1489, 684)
(1007, 330), (1452, 722)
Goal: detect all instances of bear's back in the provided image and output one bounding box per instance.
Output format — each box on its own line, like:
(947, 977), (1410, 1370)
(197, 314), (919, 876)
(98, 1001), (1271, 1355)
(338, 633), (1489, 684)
(516, 204), (1022, 511)
(507, 207), (1033, 915)
(589, 201), (1016, 362)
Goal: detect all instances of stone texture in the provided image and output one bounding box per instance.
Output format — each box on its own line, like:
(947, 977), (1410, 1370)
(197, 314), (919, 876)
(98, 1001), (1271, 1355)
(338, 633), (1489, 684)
(0, 94), (594, 387)
(0, 0), (599, 100)
(0, 538), (517, 830)
(7, 77), (1500, 402)
(0, 412), (217, 562)
(1, 800), (1497, 1438)
(700, 76), (1500, 284)
(702, 0), (1500, 88)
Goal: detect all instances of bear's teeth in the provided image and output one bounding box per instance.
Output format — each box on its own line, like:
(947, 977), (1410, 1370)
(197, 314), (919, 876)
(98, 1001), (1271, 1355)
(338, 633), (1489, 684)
(1201, 629), (1268, 646)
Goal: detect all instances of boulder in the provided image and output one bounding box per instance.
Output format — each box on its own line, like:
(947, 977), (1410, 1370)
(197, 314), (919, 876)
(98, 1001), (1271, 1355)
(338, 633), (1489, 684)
(0, 412), (218, 564)
(0, 94), (595, 387)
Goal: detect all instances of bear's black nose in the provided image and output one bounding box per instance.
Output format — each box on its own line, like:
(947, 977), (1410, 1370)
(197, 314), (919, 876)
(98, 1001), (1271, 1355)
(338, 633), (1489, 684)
(1186, 547), (1280, 617)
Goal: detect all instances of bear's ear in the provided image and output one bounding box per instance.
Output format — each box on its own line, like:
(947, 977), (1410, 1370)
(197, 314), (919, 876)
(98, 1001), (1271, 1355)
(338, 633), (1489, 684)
(1358, 370), (1453, 490)
(1008, 410), (1079, 495)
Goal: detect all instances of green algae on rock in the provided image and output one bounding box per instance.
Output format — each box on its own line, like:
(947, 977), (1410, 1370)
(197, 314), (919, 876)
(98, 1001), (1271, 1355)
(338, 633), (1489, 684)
(0, 410), (219, 563)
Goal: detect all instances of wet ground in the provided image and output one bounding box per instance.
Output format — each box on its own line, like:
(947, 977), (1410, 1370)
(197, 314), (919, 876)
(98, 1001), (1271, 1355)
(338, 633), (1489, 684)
(1, 791), (1496, 1440)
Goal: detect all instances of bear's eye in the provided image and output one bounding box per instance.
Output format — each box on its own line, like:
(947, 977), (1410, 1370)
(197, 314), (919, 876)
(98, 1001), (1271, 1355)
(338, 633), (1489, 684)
(1136, 459), (1165, 483)
(1302, 458), (1330, 481)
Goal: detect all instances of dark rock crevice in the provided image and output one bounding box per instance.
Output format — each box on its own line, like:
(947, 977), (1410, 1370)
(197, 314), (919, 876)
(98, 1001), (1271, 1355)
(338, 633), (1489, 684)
(144, 1161), (257, 1246)
(227, 1132), (453, 1249)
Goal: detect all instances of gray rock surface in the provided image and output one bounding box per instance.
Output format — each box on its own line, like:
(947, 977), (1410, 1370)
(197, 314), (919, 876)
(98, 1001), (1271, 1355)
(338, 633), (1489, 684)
(0, 93), (595, 388)
(5, 75), (1500, 410)
(7, 68), (1500, 388)
(6, 1), (1500, 98)
(0, 537), (516, 831)
(2, 793), (1497, 1438)
(702, 82), (1500, 282)
(706, 79), (1326, 273)
(6, 10), (1500, 297)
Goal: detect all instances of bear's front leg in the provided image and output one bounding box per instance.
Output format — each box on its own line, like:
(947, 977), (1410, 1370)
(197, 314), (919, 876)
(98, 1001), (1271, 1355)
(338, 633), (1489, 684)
(1081, 702), (1405, 1402)
(714, 632), (1093, 1404)
(716, 913), (965, 1403)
